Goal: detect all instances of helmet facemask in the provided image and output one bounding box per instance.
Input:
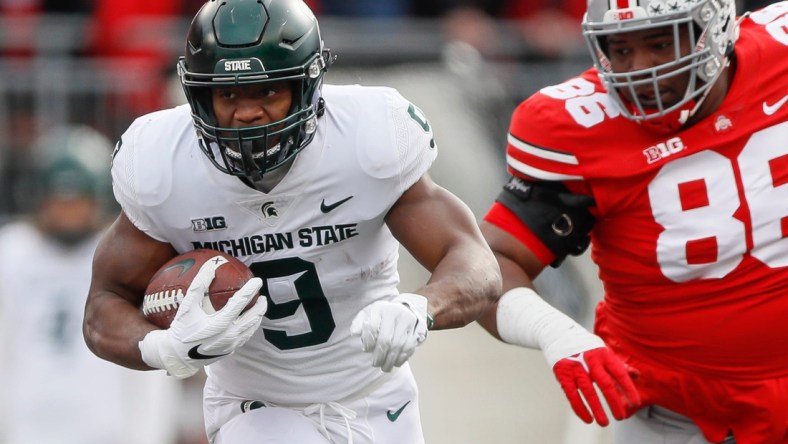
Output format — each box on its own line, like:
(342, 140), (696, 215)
(582, 0), (738, 131)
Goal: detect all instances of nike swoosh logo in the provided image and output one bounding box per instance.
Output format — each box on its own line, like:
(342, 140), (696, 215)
(763, 94), (788, 116)
(386, 400), (411, 422)
(160, 258), (196, 278)
(320, 196), (353, 213)
(187, 345), (229, 360)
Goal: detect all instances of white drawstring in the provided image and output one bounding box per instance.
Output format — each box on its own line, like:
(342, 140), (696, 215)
(262, 373), (390, 443)
(303, 401), (357, 444)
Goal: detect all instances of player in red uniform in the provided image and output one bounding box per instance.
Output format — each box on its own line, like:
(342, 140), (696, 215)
(478, 0), (788, 443)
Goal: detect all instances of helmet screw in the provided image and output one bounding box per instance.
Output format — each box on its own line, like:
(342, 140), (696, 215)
(700, 5), (714, 22)
(308, 60), (322, 79)
(704, 59), (719, 78)
(305, 116), (317, 134)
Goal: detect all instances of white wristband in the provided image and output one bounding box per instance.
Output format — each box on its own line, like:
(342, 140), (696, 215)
(496, 287), (603, 367)
(139, 329), (167, 369)
(139, 329), (199, 379)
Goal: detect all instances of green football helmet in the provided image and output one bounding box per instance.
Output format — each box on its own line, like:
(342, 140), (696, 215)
(33, 125), (113, 202)
(178, 0), (334, 184)
(30, 125), (114, 246)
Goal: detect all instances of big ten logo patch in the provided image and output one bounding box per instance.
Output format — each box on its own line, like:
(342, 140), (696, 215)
(192, 216), (227, 232)
(643, 137), (686, 164)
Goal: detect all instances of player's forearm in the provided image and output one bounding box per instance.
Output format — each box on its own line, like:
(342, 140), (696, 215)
(417, 244), (501, 330)
(83, 291), (158, 371)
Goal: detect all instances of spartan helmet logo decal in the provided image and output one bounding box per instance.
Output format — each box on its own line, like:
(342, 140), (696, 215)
(261, 202), (279, 219)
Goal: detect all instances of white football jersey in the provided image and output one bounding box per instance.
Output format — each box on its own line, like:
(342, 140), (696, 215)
(112, 84), (437, 404)
(0, 222), (180, 444)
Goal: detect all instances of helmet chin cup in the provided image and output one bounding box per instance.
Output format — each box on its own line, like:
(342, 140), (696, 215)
(637, 105), (694, 134)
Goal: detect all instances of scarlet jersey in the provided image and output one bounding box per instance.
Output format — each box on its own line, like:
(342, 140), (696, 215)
(486, 5), (788, 381)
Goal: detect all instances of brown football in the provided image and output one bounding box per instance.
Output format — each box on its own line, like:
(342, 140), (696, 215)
(141, 249), (257, 329)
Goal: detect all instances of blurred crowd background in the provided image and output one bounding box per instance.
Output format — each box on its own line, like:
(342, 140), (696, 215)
(0, 0), (771, 218)
(0, 1), (777, 443)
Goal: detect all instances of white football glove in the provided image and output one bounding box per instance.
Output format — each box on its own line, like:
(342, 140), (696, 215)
(139, 258), (267, 379)
(350, 293), (429, 372)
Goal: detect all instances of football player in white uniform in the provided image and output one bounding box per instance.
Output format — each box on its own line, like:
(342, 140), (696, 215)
(0, 126), (180, 444)
(82, 1), (501, 443)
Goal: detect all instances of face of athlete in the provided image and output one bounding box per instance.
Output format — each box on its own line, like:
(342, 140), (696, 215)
(605, 24), (692, 111)
(37, 195), (100, 247)
(211, 81), (294, 145)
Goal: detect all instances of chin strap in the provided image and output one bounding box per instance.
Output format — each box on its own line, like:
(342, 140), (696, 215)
(638, 105), (694, 133)
(239, 141), (264, 184)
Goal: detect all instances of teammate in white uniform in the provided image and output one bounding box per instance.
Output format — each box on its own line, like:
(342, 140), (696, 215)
(82, 1), (501, 443)
(0, 126), (180, 444)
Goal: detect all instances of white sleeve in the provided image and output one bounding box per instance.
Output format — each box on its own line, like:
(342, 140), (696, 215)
(0, 228), (15, 442)
(387, 90), (438, 194)
(110, 119), (168, 242)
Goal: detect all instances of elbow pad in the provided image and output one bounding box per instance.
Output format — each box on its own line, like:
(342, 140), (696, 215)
(496, 176), (596, 267)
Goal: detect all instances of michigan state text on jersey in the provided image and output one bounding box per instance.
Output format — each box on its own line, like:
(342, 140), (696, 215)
(82, 1), (501, 443)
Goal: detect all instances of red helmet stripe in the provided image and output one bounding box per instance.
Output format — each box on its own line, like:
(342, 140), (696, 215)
(611, 0), (637, 9)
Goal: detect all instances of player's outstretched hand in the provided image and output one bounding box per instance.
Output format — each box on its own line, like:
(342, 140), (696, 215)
(139, 259), (266, 379)
(552, 346), (640, 426)
(495, 287), (640, 426)
(350, 293), (429, 372)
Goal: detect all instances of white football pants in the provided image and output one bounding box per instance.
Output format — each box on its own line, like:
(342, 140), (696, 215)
(614, 406), (736, 444)
(205, 364), (424, 444)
